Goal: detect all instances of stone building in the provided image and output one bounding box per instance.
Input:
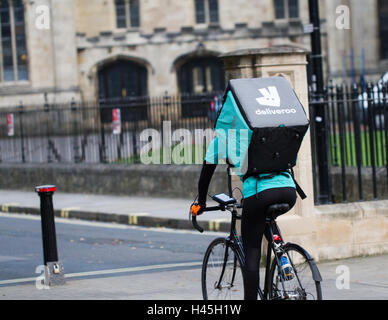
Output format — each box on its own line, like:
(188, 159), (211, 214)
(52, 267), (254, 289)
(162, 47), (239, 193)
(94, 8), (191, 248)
(0, 0), (386, 107)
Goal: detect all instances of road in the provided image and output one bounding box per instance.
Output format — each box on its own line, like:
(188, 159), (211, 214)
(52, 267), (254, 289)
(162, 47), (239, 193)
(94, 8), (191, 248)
(0, 212), (218, 281)
(0, 212), (387, 300)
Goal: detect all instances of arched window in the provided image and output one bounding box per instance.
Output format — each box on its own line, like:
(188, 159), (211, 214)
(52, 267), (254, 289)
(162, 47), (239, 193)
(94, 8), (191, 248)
(178, 56), (225, 118)
(98, 59), (148, 122)
(178, 56), (225, 94)
(0, 0), (28, 82)
(98, 59), (147, 99)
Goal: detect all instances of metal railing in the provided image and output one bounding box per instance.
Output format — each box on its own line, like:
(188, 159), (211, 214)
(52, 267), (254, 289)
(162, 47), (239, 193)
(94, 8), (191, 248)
(309, 80), (387, 203)
(0, 93), (222, 165)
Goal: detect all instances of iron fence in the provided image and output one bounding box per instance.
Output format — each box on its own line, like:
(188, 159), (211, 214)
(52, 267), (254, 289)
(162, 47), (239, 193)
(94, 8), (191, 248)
(0, 93), (222, 165)
(309, 80), (387, 203)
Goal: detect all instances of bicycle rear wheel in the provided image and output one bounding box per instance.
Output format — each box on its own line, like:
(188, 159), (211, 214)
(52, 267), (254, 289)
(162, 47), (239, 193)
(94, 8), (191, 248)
(268, 243), (322, 300)
(202, 237), (244, 300)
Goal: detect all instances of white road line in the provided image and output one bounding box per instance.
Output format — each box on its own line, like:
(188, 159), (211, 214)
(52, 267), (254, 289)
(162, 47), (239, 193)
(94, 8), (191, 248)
(65, 261), (203, 278)
(0, 261), (203, 286)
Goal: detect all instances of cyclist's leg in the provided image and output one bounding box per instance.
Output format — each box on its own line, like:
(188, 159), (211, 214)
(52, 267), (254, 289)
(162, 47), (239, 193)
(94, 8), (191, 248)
(241, 195), (267, 300)
(241, 188), (297, 300)
(263, 187), (297, 242)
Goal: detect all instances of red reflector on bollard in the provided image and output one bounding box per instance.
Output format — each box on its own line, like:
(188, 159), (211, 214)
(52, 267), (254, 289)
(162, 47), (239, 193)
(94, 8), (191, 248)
(35, 185), (57, 193)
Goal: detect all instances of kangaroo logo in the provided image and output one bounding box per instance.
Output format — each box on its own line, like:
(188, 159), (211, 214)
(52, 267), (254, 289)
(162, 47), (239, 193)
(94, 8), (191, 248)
(256, 86), (281, 107)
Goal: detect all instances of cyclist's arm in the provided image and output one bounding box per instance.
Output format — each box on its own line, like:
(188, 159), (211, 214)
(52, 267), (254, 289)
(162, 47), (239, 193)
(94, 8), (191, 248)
(198, 133), (226, 206)
(198, 161), (217, 206)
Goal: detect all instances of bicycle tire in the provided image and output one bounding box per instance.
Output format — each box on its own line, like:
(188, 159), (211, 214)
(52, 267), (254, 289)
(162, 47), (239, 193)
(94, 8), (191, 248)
(202, 237), (244, 300)
(268, 243), (323, 300)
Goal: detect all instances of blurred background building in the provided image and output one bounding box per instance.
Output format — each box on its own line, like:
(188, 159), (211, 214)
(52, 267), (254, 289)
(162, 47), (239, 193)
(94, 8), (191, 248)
(0, 0), (387, 107)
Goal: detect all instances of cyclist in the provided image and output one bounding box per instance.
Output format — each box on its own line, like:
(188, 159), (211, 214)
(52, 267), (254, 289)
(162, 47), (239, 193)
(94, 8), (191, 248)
(191, 135), (297, 300)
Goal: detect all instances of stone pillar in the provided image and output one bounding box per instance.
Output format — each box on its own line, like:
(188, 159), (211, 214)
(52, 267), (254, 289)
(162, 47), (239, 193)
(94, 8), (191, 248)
(50, 0), (79, 92)
(25, 0), (56, 89)
(219, 46), (318, 258)
(23, 0), (80, 104)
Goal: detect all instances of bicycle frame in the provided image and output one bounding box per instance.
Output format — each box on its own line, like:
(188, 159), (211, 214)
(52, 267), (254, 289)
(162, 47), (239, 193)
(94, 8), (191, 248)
(218, 205), (274, 300)
(218, 205), (304, 300)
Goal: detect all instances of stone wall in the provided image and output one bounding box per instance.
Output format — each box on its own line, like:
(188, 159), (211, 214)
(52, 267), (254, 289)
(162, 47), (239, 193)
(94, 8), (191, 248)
(313, 200), (388, 260)
(1, 162), (386, 202)
(0, 162), (228, 198)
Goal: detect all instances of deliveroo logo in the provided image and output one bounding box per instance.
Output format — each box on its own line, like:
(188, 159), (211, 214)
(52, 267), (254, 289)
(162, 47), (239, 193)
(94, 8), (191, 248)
(256, 86), (281, 107)
(255, 86), (296, 116)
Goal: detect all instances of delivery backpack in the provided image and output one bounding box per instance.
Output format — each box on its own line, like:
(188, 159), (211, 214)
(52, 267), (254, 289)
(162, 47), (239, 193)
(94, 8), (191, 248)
(214, 77), (310, 199)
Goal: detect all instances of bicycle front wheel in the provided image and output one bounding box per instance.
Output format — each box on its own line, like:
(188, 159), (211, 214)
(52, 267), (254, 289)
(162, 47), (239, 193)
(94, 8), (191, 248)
(202, 237), (244, 300)
(268, 243), (322, 300)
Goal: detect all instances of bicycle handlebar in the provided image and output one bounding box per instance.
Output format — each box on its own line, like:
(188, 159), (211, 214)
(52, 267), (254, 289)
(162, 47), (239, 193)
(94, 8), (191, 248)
(190, 204), (242, 233)
(191, 206), (221, 233)
(191, 215), (204, 233)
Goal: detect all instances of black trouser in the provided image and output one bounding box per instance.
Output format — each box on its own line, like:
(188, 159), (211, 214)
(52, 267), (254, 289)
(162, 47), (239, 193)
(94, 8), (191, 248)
(241, 187), (297, 300)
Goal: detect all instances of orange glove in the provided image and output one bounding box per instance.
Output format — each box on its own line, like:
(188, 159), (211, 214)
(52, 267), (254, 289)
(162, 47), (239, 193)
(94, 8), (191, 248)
(190, 203), (204, 216)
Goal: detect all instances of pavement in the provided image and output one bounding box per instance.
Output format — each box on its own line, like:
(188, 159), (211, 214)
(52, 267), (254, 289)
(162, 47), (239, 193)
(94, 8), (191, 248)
(0, 189), (231, 232)
(1, 251), (387, 300)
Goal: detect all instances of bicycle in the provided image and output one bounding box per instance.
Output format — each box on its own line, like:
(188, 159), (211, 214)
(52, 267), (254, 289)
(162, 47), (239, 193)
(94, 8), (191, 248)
(191, 189), (323, 300)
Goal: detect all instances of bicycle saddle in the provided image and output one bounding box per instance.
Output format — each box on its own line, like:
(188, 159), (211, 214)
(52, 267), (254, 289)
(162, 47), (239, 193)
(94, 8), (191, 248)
(266, 203), (290, 220)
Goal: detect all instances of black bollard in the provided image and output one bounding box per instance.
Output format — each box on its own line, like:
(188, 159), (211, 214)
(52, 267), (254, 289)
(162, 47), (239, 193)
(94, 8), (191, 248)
(35, 185), (65, 286)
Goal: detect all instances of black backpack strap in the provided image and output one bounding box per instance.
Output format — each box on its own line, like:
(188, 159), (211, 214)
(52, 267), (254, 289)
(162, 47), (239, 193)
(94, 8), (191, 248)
(289, 168), (307, 200)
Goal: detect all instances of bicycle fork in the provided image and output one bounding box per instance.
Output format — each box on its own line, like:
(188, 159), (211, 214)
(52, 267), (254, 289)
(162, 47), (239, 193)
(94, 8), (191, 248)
(215, 240), (232, 290)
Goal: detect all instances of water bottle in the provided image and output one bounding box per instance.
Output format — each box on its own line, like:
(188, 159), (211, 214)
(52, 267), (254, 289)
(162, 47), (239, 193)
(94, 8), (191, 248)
(279, 255), (293, 280)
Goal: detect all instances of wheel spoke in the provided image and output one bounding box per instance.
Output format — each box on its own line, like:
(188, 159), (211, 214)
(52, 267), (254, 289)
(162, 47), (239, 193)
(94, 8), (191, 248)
(269, 245), (322, 300)
(202, 238), (244, 300)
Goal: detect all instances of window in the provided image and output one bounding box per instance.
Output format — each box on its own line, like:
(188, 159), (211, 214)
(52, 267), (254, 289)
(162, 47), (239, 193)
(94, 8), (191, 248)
(98, 60), (147, 99)
(178, 56), (225, 117)
(274, 0), (299, 19)
(98, 59), (148, 122)
(115, 0), (140, 28)
(0, 0), (28, 82)
(178, 57), (224, 94)
(195, 0), (219, 24)
(379, 0), (388, 59)
(129, 0), (140, 27)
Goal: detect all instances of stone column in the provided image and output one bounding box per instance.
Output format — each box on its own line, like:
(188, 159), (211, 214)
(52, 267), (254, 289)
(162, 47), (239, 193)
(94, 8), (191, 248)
(24, 0), (56, 89)
(24, 0), (80, 104)
(219, 46), (318, 258)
